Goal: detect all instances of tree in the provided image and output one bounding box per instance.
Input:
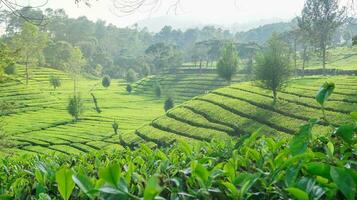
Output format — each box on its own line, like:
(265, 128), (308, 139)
(44, 41), (73, 69)
(353, 35), (357, 45)
(102, 75), (111, 88)
(254, 34), (292, 102)
(300, 0), (346, 74)
(49, 75), (61, 90)
(11, 22), (48, 85)
(0, 43), (15, 80)
(4, 63), (16, 75)
(126, 84), (132, 93)
(297, 16), (312, 76)
(164, 97), (174, 112)
(63, 47), (86, 94)
(216, 43), (239, 84)
(126, 69), (137, 83)
(154, 82), (162, 98)
(67, 95), (84, 121)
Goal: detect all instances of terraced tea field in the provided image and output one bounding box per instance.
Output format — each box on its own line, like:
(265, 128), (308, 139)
(133, 74), (248, 103)
(0, 66), (166, 156)
(1, 65), (356, 156)
(298, 46), (357, 70)
(135, 76), (357, 145)
(0, 66), (248, 156)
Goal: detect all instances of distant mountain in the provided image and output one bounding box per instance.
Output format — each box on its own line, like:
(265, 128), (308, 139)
(235, 21), (295, 44)
(136, 15), (292, 33)
(136, 16), (212, 32)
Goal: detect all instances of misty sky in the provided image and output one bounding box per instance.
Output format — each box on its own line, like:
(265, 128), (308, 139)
(18, 0), (307, 26)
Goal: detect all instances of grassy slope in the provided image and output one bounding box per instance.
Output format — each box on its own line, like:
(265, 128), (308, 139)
(135, 75), (357, 146)
(298, 46), (357, 70)
(2, 65), (356, 156)
(1, 67), (247, 156)
(132, 74), (248, 103)
(0, 66), (166, 156)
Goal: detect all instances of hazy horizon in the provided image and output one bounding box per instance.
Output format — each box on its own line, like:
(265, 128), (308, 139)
(19, 0), (307, 29)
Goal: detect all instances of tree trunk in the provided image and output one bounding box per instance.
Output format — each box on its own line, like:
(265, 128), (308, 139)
(73, 77), (77, 95)
(199, 58), (202, 75)
(302, 47), (307, 77)
(294, 38), (297, 74)
(322, 44), (326, 76)
(25, 55), (29, 85)
(273, 89), (277, 102)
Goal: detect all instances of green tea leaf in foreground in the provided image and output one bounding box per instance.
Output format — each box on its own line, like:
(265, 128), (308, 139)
(72, 173), (96, 199)
(289, 119), (316, 156)
(286, 187), (309, 200)
(56, 167), (75, 200)
(330, 166), (356, 200)
(316, 82), (335, 106)
(334, 124), (355, 144)
(99, 163), (121, 187)
(144, 176), (162, 200)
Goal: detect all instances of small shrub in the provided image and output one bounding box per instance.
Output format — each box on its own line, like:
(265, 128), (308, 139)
(126, 69), (137, 83)
(164, 97), (174, 112)
(49, 75), (61, 90)
(154, 83), (162, 97)
(102, 75), (111, 88)
(126, 84), (132, 93)
(112, 120), (119, 134)
(67, 95), (84, 121)
(4, 63), (16, 75)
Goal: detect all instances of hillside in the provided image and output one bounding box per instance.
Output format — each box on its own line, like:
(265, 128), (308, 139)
(135, 76), (357, 146)
(133, 74), (248, 103)
(0, 66), (167, 156)
(299, 46), (357, 70)
(1, 67), (249, 156)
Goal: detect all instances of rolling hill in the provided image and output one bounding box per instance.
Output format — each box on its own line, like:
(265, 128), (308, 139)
(134, 76), (357, 146)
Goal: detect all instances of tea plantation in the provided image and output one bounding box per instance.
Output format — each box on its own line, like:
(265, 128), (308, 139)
(0, 66), (248, 156)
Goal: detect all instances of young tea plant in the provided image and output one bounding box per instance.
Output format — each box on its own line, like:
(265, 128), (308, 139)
(316, 82), (335, 123)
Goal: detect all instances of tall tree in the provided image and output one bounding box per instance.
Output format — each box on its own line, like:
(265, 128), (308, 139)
(297, 16), (312, 76)
(301, 0), (346, 74)
(0, 42), (15, 81)
(254, 34), (292, 102)
(11, 22), (48, 85)
(63, 47), (86, 94)
(216, 43), (239, 84)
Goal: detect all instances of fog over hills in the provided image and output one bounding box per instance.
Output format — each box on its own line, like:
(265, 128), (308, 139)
(136, 15), (290, 33)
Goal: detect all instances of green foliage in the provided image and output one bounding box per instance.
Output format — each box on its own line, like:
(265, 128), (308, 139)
(67, 95), (84, 121)
(126, 84), (132, 93)
(49, 75), (61, 90)
(316, 82), (335, 121)
(216, 43), (239, 83)
(154, 82), (162, 98)
(141, 63), (151, 77)
(300, 0), (346, 70)
(11, 22), (48, 84)
(254, 33), (291, 101)
(316, 82), (335, 106)
(164, 97), (174, 112)
(102, 75), (111, 88)
(126, 69), (137, 83)
(1, 112), (356, 199)
(112, 120), (119, 135)
(4, 63), (16, 75)
(353, 35), (357, 46)
(56, 167), (75, 200)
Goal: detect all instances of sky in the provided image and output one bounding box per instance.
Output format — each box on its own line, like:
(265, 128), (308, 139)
(18, 0), (307, 27)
